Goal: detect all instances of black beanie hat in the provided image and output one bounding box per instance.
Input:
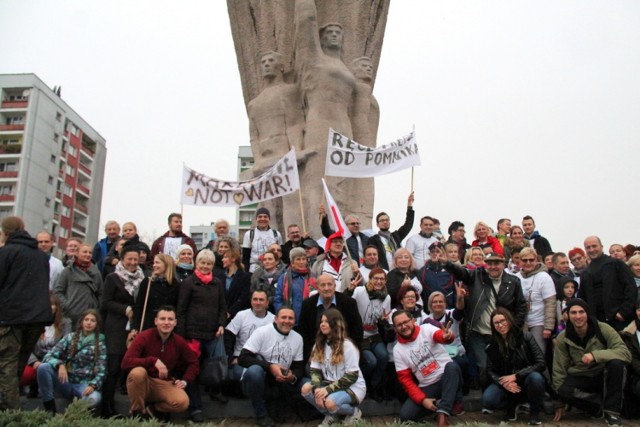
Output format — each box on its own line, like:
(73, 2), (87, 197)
(565, 298), (590, 315)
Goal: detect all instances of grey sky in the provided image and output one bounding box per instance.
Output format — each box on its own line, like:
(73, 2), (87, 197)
(1, 0), (639, 253)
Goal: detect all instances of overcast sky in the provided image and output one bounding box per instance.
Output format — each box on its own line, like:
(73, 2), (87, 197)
(2, 0), (639, 253)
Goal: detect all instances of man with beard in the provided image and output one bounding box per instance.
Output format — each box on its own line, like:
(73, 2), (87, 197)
(580, 236), (637, 331)
(150, 213), (197, 261)
(368, 192), (415, 270)
(552, 299), (630, 426)
(392, 310), (461, 426)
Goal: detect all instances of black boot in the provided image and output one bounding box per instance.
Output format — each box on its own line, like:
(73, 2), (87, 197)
(43, 399), (56, 414)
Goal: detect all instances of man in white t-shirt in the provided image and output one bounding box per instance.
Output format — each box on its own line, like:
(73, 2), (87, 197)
(238, 307), (303, 427)
(242, 208), (283, 273)
(392, 310), (462, 426)
(405, 216), (439, 268)
(225, 290), (275, 381)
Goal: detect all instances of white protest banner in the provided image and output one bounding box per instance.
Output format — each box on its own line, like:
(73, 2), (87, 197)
(181, 149), (300, 207)
(324, 129), (420, 178)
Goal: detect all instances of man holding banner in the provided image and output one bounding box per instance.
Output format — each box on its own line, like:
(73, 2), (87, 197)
(368, 193), (415, 271)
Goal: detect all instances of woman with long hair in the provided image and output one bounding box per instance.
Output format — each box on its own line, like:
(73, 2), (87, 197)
(503, 225), (530, 264)
(301, 309), (366, 425)
(464, 246), (487, 271)
(130, 253), (180, 333)
(216, 248), (251, 320)
(37, 308), (107, 414)
(386, 248), (422, 308)
(482, 307), (546, 425)
(177, 249), (227, 422)
(21, 295), (72, 396)
(100, 242), (145, 417)
(250, 249), (286, 307)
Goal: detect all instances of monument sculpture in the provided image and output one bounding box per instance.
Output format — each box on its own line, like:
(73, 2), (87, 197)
(228, 0), (390, 237)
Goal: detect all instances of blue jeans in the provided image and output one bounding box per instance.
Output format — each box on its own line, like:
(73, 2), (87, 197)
(185, 338), (216, 414)
(482, 371), (545, 414)
(242, 365), (268, 417)
(361, 341), (388, 388)
(36, 363), (102, 408)
(301, 379), (356, 416)
(399, 361), (462, 421)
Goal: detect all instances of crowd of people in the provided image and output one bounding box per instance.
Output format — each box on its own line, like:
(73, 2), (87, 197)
(1, 202), (640, 427)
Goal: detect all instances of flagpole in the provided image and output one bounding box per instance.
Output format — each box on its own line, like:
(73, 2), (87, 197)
(411, 167), (414, 192)
(298, 190), (307, 235)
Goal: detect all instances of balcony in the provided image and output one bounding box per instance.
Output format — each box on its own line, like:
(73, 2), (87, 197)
(0, 145), (22, 155)
(0, 194), (15, 202)
(78, 163), (91, 176)
(1, 101), (28, 109)
(80, 145), (94, 158)
(0, 124), (24, 131)
(72, 223), (87, 234)
(76, 183), (90, 196)
(75, 203), (88, 214)
(0, 171), (18, 178)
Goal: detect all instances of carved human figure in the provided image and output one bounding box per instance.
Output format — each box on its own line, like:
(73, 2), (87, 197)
(350, 56), (379, 148)
(247, 51), (306, 230)
(294, 0), (373, 232)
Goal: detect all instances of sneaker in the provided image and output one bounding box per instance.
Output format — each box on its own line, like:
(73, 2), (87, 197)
(481, 408), (494, 414)
(343, 407), (362, 425)
(190, 410), (205, 423)
(256, 415), (275, 427)
(318, 414), (338, 426)
(452, 401), (466, 416)
(605, 412), (623, 427)
(528, 413), (542, 425)
(505, 406), (518, 422)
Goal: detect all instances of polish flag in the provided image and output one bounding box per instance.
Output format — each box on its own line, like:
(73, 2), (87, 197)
(322, 179), (351, 252)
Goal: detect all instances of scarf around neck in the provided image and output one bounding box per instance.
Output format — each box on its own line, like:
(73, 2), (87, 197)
(115, 262), (145, 296)
(194, 269), (213, 284)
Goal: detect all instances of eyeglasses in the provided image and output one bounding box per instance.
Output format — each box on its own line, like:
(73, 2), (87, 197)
(521, 258), (536, 263)
(371, 277), (386, 282)
(570, 256), (584, 263)
(394, 319), (413, 329)
(378, 218), (390, 223)
(493, 319), (508, 326)
(348, 222), (360, 226)
(403, 295), (417, 300)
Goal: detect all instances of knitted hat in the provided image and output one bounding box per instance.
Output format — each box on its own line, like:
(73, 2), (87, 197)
(565, 298), (590, 314)
(176, 244), (193, 258)
(256, 207), (271, 218)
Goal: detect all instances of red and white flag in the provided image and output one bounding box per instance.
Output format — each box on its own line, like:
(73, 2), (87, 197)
(321, 178), (351, 251)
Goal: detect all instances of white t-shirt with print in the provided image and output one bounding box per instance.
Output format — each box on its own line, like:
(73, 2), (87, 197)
(242, 323), (303, 368)
(310, 339), (366, 403)
(393, 323), (452, 387)
(352, 286), (391, 339)
(516, 271), (556, 327)
(242, 228), (283, 272)
(226, 309), (275, 357)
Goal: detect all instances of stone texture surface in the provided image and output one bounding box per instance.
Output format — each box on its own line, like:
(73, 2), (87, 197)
(227, 0), (390, 236)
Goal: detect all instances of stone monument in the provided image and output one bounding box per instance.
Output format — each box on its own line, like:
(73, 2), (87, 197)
(227, 0), (390, 237)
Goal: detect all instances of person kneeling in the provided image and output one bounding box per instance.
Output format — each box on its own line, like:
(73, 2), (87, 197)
(37, 309), (107, 414)
(238, 307), (304, 427)
(392, 310), (462, 427)
(482, 308), (547, 425)
(121, 305), (199, 420)
(301, 309), (366, 425)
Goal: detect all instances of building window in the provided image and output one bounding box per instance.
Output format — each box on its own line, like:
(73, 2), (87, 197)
(48, 175), (54, 184)
(50, 154), (56, 163)
(45, 198), (51, 207)
(54, 133), (59, 142)
(8, 94), (28, 102)
(68, 145), (78, 157)
(0, 185), (14, 195)
(0, 162), (17, 172)
(5, 116), (24, 125)
(63, 184), (73, 197)
(61, 205), (70, 217)
(56, 112), (62, 122)
(65, 165), (75, 177)
(58, 226), (68, 238)
(1, 139), (20, 145)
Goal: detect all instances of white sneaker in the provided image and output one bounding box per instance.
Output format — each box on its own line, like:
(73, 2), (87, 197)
(482, 408), (494, 414)
(343, 407), (362, 425)
(319, 414), (337, 426)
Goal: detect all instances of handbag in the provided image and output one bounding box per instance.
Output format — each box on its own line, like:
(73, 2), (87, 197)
(199, 337), (228, 387)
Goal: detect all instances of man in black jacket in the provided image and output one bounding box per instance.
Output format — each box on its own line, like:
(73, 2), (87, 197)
(297, 274), (363, 361)
(368, 192), (415, 270)
(0, 216), (52, 409)
(580, 236), (637, 331)
(522, 215), (552, 257)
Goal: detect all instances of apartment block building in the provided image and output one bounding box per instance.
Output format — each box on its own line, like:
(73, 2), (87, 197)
(0, 74), (106, 254)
